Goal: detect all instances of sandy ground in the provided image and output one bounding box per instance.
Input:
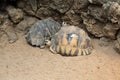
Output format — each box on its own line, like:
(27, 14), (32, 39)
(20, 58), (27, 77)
(0, 35), (120, 80)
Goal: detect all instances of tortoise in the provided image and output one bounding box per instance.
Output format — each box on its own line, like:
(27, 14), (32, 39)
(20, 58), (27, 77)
(46, 24), (93, 56)
(25, 18), (61, 48)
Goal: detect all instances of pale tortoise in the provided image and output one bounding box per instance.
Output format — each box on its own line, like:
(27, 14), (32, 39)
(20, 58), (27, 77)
(25, 18), (61, 48)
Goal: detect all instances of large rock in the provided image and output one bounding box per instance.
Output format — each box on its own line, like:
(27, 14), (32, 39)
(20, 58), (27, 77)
(29, 0), (37, 12)
(49, 0), (73, 13)
(17, 0), (36, 16)
(87, 2), (120, 23)
(87, 5), (107, 23)
(36, 7), (58, 19)
(103, 2), (120, 24)
(6, 6), (24, 24)
(81, 1), (120, 39)
(81, 12), (120, 39)
(72, 0), (89, 13)
(61, 10), (82, 25)
(0, 19), (18, 43)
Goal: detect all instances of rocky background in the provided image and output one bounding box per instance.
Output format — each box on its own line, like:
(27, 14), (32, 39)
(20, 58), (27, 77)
(0, 0), (120, 53)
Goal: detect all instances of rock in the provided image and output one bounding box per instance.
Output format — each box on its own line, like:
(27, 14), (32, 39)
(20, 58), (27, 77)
(36, 7), (57, 19)
(25, 18), (61, 48)
(61, 10), (82, 25)
(81, 1), (120, 39)
(81, 12), (120, 39)
(72, 0), (89, 13)
(16, 16), (38, 32)
(81, 13), (104, 37)
(114, 31), (120, 54)
(99, 37), (112, 47)
(17, 0), (35, 15)
(7, 31), (18, 43)
(1, 19), (13, 30)
(49, 0), (73, 13)
(88, 5), (107, 23)
(87, 2), (120, 24)
(29, 0), (37, 12)
(85, 2), (120, 24)
(6, 6), (24, 24)
(103, 23), (119, 39)
(0, 19), (18, 43)
(17, 0), (55, 18)
(103, 2), (120, 24)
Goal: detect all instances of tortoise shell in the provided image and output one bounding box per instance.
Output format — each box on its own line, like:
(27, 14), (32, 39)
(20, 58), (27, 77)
(49, 25), (93, 56)
(25, 18), (61, 48)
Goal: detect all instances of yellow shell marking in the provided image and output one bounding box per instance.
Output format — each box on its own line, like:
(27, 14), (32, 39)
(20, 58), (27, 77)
(60, 46), (66, 55)
(61, 34), (68, 46)
(65, 46), (72, 55)
(77, 49), (82, 56)
(56, 45), (60, 53)
(70, 47), (78, 56)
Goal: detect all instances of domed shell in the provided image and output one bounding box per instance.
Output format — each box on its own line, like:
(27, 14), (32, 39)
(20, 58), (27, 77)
(49, 25), (93, 56)
(25, 18), (61, 48)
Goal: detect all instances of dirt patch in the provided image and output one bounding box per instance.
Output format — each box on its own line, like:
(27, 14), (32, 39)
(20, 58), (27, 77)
(0, 34), (120, 80)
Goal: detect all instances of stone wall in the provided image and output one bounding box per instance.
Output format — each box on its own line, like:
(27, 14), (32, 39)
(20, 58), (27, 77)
(0, 0), (120, 53)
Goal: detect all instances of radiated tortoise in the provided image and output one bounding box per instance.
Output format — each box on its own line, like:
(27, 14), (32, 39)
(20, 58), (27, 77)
(25, 18), (61, 48)
(46, 25), (93, 56)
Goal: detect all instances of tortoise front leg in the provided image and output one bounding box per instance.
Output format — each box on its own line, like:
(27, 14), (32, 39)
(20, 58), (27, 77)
(50, 45), (57, 54)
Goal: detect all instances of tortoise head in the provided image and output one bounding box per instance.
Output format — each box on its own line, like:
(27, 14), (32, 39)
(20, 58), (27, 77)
(45, 40), (51, 47)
